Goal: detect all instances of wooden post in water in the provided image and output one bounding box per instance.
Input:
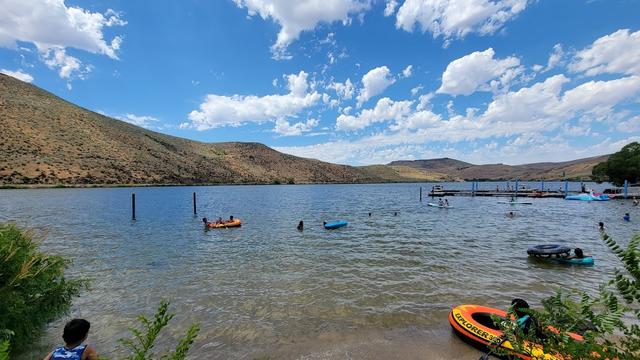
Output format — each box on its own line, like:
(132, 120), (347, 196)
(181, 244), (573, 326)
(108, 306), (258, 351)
(131, 193), (136, 221)
(193, 192), (197, 214)
(419, 187), (422, 202)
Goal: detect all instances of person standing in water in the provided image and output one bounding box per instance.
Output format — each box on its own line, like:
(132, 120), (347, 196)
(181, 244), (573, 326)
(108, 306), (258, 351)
(297, 220), (304, 231)
(624, 213), (631, 222)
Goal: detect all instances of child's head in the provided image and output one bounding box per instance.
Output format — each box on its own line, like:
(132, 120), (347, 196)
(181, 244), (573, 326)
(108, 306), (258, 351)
(63, 319), (90, 345)
(511, 298), (530, 318)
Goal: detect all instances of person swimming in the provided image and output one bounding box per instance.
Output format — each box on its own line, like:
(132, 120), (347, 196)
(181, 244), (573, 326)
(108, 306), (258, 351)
(598, 221), (605, 232)
(624, 213), (631, 222)
(297, 220), (304, 231)
(507, 211), (515, 218)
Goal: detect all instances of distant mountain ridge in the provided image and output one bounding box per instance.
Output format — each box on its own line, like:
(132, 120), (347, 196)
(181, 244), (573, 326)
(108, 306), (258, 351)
(387, 156), (609, 181)
(0, 73), (607, 186)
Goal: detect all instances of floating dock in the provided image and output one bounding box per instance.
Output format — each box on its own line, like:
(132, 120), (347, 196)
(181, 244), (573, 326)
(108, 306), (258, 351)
(428, 188), (639, 199)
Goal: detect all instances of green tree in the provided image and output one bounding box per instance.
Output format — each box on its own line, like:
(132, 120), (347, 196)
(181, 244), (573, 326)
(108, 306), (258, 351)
(591, 142), (640, 186)
(0, 223), (86, 353)
(490, 232), (640, 359)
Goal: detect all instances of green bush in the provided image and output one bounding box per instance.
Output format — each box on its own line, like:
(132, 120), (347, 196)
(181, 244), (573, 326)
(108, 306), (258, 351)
(492, 232), (640, 359)
(119, 300), (199, 360)
(0, 223), (86, 352)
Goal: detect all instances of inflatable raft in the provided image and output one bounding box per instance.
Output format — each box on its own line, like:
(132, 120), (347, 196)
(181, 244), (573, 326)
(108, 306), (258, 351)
(565, 192), (609, 201)
(427, 202), (454, 208)
(208, 219), (242, 228)
(449, 304), (582, 360)
(324, 220), (348, 230)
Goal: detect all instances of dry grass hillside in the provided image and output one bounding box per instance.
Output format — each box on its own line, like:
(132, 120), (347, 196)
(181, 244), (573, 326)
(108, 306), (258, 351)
(0, 74), (380, 185)
(358, 165), (459, 182)
(389, 156), (609, 181)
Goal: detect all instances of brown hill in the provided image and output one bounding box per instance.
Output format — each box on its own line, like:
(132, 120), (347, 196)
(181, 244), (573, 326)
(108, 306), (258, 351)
(0, 74), (379, 185)
(388, 156), (609, 181)
(358, 165), (459, 182)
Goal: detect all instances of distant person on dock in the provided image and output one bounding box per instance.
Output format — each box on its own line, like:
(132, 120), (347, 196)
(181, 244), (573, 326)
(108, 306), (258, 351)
(44, 319), (98, 360)
(581, 183), (586, 193)
(624, 213), (631, 222)
(496, 185), (499, 192)
(297, 220), (304, 231)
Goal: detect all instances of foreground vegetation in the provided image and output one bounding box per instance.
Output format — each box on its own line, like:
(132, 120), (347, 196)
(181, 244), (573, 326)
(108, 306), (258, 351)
(494, 231), (640, 359)
(0, 223), (85, 352)
(0, 223), (199, 359)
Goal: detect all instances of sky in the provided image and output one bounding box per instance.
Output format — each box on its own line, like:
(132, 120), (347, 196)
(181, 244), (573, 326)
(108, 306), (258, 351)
(1, 0), (639, 166)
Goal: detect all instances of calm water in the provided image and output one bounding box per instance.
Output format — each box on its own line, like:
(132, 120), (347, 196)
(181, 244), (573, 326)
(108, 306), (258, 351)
(2, 182), (638, 359)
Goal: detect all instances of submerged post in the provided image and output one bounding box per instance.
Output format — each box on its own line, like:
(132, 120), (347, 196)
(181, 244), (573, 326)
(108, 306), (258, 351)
(131, 193), (136, 221)
(419, 187), (422, 202)
(624, 180), (629, 199)
(193, 192), (197, 214)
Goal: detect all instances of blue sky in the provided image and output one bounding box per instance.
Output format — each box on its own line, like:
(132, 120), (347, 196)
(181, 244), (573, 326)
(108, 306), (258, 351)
(1, 0), (639, 165)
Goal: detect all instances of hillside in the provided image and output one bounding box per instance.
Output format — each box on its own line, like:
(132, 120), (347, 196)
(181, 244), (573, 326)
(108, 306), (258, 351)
(0, 74), (379, 185)
(388, 156), (609, 181)
(358, 165), (459, 182)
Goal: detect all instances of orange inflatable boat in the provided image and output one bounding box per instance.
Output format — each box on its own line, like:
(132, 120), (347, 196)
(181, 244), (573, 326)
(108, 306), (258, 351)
(208, 219), (242, 228)
(449, 304), (582, 360)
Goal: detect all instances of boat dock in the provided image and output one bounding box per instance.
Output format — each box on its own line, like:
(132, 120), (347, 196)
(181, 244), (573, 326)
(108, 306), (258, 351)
(429, 189), (566, 198)
(428, 188), (639, 199)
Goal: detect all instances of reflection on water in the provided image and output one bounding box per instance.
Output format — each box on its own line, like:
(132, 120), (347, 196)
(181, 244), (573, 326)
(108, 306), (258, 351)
(1, 182), (638, 359)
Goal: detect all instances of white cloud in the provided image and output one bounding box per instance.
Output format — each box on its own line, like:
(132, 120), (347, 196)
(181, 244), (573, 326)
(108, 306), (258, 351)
(233, 0), (369, 59)
(356, 66), (396, 106)
(437, 48), (521, 96)
(617, 115), (640, 132)
(327, 78), (355, 99)
(0, 0), (126, 78)
(41, 47), (89, 79)
(410, 85), (424, 96)
(187, 70), (321, 131)
(401, 64), (413, 78)
(274, 118), (319, 136)
(543, 43), (564, 72)
(0, 68), (33, 82)
(395, 0), (528, 46)
(384, 0), (399, 16)
(337, 97), (412, 130)
(569, 29), (640, 76)
(116, 114), (160, 129)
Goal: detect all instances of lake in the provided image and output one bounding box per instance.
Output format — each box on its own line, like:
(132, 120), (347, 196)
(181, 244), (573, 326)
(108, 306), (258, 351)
(2, 182), (638, 359)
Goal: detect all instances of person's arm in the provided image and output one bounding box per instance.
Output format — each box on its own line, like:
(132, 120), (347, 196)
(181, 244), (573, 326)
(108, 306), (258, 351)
(83, 345), (98, 360)
(43, 351), (53, 360)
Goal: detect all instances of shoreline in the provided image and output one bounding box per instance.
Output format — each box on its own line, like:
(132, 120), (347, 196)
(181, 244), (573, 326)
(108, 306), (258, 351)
(0, 178), (596, 190)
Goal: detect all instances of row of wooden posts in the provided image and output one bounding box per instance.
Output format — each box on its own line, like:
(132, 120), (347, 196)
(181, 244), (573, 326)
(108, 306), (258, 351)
(131, 181), (632, 219)
(131, 192), (198, 220)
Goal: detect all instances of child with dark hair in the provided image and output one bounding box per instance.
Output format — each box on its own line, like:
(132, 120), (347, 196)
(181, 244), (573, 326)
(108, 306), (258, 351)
(43, 319), (98, 360)
(511, 298), (546, 339)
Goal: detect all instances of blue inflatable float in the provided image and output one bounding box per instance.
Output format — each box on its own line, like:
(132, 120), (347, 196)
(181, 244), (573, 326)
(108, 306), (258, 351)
(565, 192), (609, 201)
(324, 220), (348, 230)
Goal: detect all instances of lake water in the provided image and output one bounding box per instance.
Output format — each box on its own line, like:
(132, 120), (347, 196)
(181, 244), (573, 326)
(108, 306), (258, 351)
(2, 182), (638, 359)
